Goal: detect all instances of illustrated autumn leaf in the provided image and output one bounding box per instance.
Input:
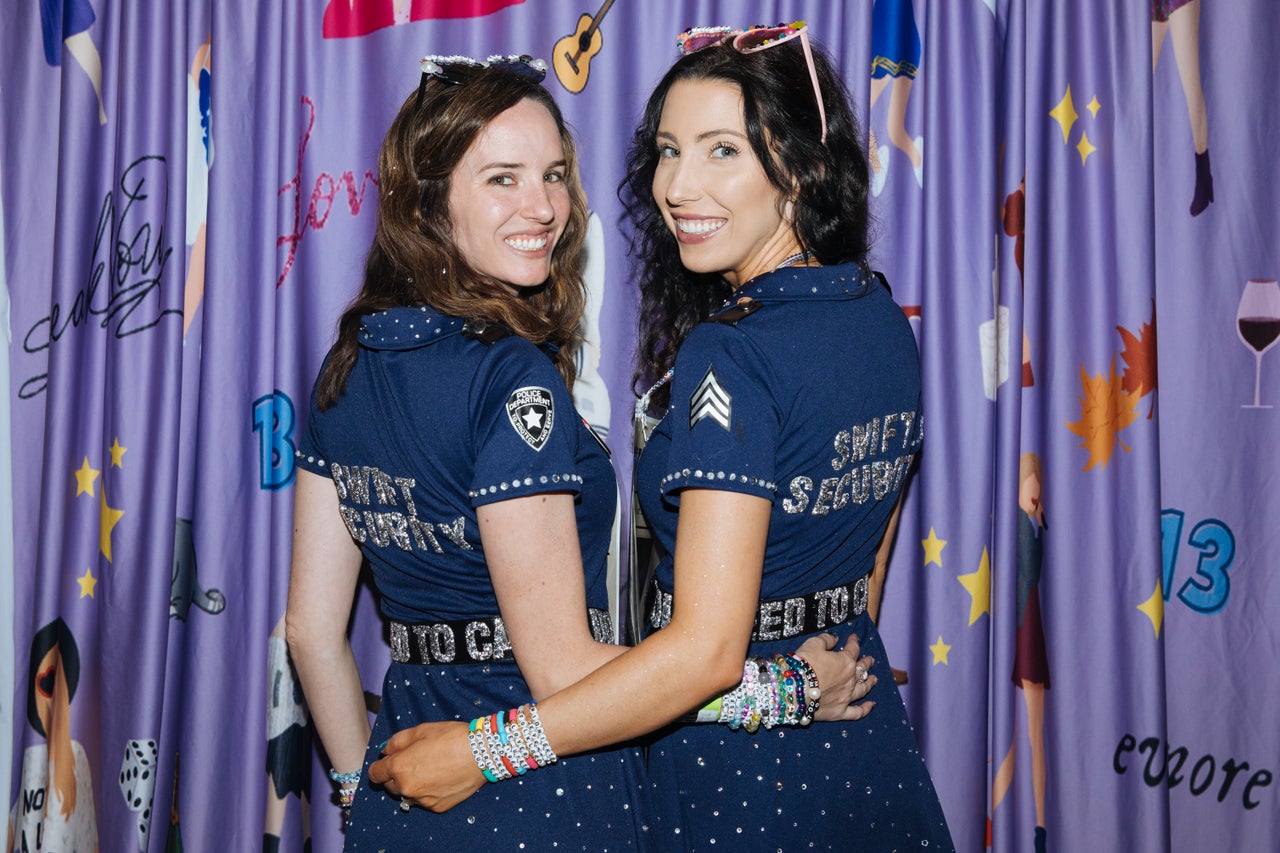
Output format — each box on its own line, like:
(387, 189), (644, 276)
(1065, 356), (1142, 471)
(1117, 300), (1158, 418)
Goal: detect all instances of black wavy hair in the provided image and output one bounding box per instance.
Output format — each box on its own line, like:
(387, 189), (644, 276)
(621, 35), (872, 409)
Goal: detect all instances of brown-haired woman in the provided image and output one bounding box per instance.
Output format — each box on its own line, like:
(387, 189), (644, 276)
(284, 56), (650, 849)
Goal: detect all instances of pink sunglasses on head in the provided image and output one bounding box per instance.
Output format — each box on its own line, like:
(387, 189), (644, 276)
(676, 22), (827, 144)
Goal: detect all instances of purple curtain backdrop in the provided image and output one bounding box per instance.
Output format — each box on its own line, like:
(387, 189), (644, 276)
(3, 2), (1277, 851)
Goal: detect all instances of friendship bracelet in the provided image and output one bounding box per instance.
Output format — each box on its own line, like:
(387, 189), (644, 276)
(466, 704), (559, 783)
(509, 707), (540, 770)
(496, 713), (530, 776)
(524, 703), (559, 766)
(468, 717), (501, 783)
(328, 767), (361, 787)
(712, 652), (825, 731)
(787, 653), (822, 724)
(483, 715), (513, 781)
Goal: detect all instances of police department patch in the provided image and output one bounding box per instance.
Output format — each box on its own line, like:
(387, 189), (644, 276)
(506, 386), (555, 451)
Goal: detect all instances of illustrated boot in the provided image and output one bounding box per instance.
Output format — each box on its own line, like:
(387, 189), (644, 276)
(1190, 149), (1214, 216)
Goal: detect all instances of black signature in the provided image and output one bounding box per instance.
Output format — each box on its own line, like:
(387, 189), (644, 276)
(20, 155), (179, 399)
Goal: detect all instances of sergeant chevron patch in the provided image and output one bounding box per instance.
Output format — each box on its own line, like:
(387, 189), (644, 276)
(690, 366), (732, 430)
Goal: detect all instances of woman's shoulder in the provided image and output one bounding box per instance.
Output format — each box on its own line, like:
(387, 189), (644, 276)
(678, 314), (764, 365)
(470, 333), (569, 403)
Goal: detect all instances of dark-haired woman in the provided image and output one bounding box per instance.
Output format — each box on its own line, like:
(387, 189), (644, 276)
(371, 25), (954, 851)
(284, 57), (652, 849)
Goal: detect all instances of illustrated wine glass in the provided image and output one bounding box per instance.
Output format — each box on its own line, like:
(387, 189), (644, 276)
(1236, 278), (1280, 408)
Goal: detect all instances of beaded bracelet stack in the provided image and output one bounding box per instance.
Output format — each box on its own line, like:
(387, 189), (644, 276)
(715, 653), (822, 732)
(328, 767), (361, 817)
(467, 703), (558, 782)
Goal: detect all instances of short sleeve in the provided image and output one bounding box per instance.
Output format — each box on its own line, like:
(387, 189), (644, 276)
(295, 359), (333, 477)
(659, 323), (779, 501)
(469, 339), (584, 506)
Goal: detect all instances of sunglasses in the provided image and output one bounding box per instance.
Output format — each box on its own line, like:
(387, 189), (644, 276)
(414, 53), (549, 110)
(676, 23), (827, 144)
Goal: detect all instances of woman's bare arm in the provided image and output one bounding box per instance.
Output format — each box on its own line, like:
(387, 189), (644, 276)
(286, 470), (371, 775)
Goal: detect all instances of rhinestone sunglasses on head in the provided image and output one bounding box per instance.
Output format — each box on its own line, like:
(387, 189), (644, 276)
(676, 22), (827, 144)
(413, 53), (548, 109)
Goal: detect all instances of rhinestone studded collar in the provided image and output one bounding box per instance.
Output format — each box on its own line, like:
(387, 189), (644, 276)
(358, 305), (465, 351)
(727, 261), (874, 306)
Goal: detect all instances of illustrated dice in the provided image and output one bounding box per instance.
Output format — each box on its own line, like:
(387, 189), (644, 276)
(119, 738), (159, 850)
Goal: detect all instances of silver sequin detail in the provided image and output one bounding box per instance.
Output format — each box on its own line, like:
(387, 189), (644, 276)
(294, 449), (328, 469)
(782, 477), (813, 514)
(589, 608), (616, 644)
(389, 622), (411, 661)
(469, 473), (582, 499)
(650, 579), (867, 639)
(465, 618), (514, 661)
(660, 470), (775, 492)
(389, 608), (612, 664)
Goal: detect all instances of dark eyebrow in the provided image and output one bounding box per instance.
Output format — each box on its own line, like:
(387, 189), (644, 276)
(478, 159), (568, 172)
(656, 129), (748, 144)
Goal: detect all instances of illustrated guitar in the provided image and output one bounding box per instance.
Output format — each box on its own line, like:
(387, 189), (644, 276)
(553, 0), (616, 94)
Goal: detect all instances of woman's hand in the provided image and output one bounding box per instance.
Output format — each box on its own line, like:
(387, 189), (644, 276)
(367, 721), (484, 813)
(793, 632), (877, 722)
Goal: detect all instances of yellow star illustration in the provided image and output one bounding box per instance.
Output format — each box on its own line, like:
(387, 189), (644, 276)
(1137, 581), (1164, 637)
(922, 527), (947, 567)
(1087, 95), (1101, 118)
(77, 567), (97, 599)
(100, 488), (125, 562)
(957, 547), (992, 626)
(1049, 85), (1078, 143)
(109, 437), (127, 468)
(74, 457), (100, 497)
(929, 635), (952, 665)
(1077, 131), (1097, 166)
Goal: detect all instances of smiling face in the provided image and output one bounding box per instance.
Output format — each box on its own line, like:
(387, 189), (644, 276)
(447, 98), (571, 292)
(651, 78), (800, 289)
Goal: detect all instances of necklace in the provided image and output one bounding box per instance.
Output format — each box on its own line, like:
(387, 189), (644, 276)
(774, 249), (814, 269)
(728, 249), (815, 303)
(635, 367), (674, 423)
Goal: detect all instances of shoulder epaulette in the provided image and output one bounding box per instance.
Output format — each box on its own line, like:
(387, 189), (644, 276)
(706, 297), (763, 326)
(461, 318), (514, 344)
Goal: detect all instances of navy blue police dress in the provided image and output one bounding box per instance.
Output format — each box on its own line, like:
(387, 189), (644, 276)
(637, 264), (954, 851)
(296, 306), (650, 851)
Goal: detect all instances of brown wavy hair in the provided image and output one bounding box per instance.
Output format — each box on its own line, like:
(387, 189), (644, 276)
(316, 66), (589, 409)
